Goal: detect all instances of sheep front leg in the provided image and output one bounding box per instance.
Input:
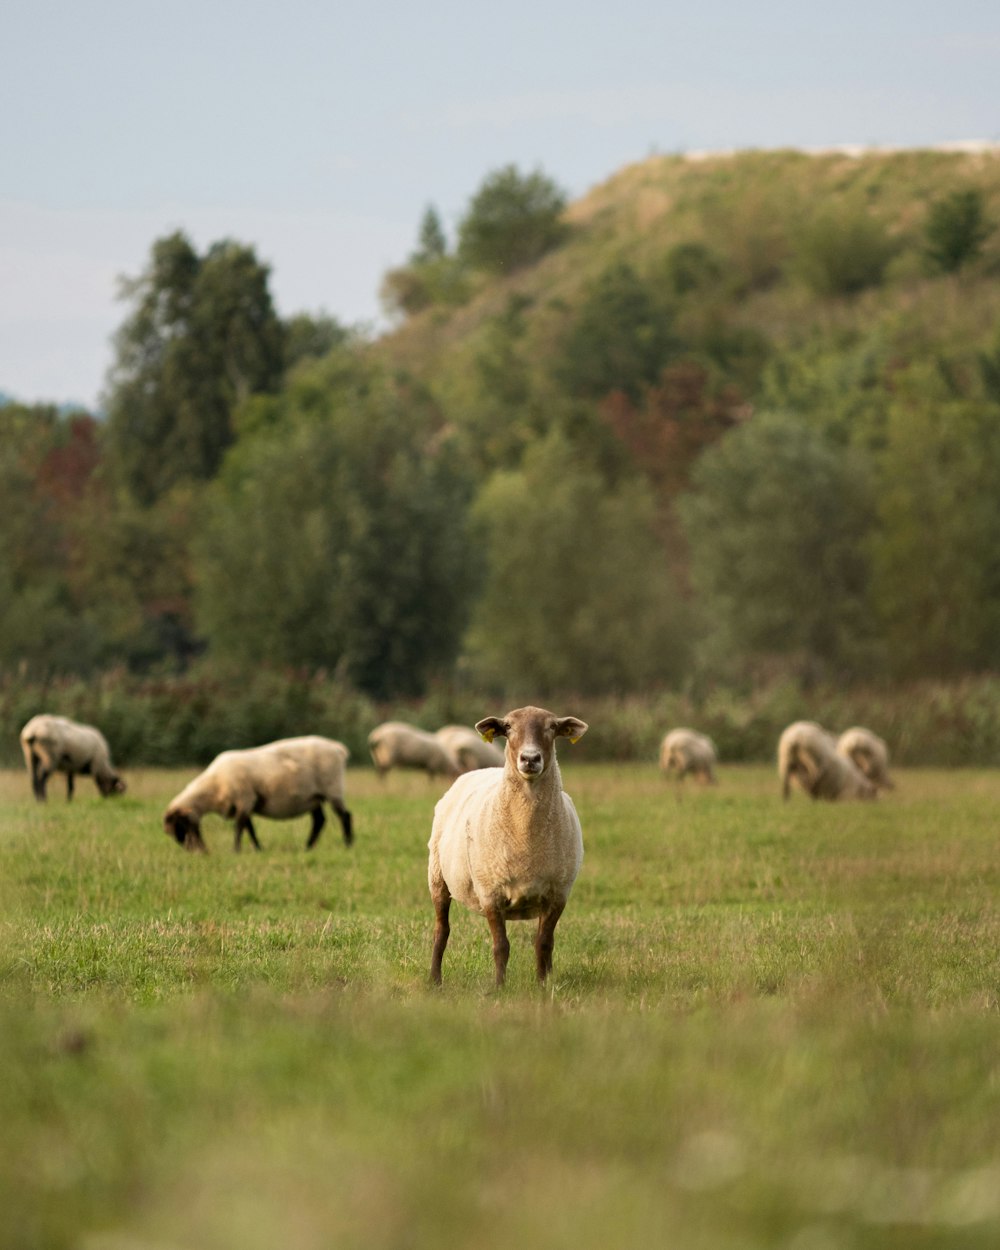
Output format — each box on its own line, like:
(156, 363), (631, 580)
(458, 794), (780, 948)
(429, 882), (451, 985)
(485, 906), (510, 987)
(66, 772), (75, 801)
(306, 805), (325, 849)
(535, 901), (565, 983)
(234, 813), (262, 852)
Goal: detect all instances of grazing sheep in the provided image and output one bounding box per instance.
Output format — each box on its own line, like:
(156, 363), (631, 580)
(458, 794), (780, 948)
(435, 724), (505, 773)
(20, 714), (126, 802)
(659, 728), (718, 786)
(837, 726), (895, 792)
(368, 721), (460, 779)
(778, 720), (876, 802)
(428, 705), (587, 986)
(163, 736), (352, 853)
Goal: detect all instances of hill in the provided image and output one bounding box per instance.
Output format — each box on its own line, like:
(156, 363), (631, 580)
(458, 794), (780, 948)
(379, 145), (1000, 394)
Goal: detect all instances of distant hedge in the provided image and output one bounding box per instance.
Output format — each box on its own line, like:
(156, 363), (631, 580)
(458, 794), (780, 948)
(3, 668), (999, 770)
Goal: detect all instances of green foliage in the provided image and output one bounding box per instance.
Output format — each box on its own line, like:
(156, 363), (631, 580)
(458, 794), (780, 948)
(795, 203), (898, 295)
(924, 187), (993, 273)
(680, 412), (878, 680)
(557, 260), (677, 401)
(463, 430), (689, 694)
(104, 231), (285, 504)
(457, 164), (567, 273)
(663, 240), (726, 294)
(282, 312), (349, 373)
(194, 354), (478, 699)
(870, 366), (1000, 677)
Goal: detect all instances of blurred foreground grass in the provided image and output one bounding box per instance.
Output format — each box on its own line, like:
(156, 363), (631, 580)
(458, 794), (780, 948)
(1, 764), (998, 1249)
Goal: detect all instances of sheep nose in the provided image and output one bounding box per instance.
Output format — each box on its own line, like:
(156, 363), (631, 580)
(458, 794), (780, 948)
(518, 749), (543, 776)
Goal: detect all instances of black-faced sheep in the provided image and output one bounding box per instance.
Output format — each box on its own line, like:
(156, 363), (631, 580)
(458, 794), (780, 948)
(368, 721), (460, 779)
(428, 705), (587, 987)
(163, 736), (352, 853)
(659, 728), (718, 786)
(778, 720), (876, 801)
(837, 726), (895, 792)
(20, 714), (126, 801)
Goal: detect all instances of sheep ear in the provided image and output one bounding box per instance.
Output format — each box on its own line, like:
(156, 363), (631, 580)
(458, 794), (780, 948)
(555, 717), (588, 744)
(475, 717), (507, 743)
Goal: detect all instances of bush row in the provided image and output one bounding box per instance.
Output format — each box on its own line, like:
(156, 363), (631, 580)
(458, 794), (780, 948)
(3, 668), (1000, 771)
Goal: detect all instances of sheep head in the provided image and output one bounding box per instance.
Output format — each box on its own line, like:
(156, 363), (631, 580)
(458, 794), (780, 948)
(476, 706), (588, 782)
(163, 808), (208, 853)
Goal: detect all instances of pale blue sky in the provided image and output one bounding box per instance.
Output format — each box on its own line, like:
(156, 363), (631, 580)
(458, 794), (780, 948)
(2, 0), (997, 408)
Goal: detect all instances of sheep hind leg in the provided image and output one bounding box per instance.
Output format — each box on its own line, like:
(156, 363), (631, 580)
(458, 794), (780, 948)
(535, 901), (565, 983)
(66, 772), (74, 801)
(485, 906), (510, 988)
(429, 883), (451, 986)
(328, 798), (353, 848)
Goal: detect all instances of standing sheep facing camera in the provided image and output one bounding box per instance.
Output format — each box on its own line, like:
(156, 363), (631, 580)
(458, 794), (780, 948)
(163, 736), (352, 853)
(20, 714), (126, 801)
(837, 726), (894, 792)
(778, 721), (876, 802)
(368, 721), (460, 779)
(428, 706), (588, 987)
(659, 728), (718, 786)
(435, 724), (505, 772)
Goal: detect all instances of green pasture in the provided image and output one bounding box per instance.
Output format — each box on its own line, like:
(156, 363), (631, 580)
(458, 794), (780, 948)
(1, 762), (998, 1249)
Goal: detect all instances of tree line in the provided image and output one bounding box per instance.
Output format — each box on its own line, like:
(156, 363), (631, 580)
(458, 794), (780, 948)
(3, 156), (1000, 700)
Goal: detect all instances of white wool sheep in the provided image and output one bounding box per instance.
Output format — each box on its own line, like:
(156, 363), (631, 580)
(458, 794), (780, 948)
(20, 714), (126, 801)
(837, 726), (895, 792)
(428, 705), (587, 986)
(435, 724), (505, 773)
(659, 728), (718, 785)
(368, 721), (460, 779)
(778, 720), (876, 802)
(163, 735), (352, 853)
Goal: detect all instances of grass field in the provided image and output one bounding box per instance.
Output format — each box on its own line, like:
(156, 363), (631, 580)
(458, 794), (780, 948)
(1, 760), (998, 1250)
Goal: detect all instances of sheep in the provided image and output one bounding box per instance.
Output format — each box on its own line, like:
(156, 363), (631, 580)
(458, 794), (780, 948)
(368, 721), (460, 780)
(837, 726), (895, 792)
(428, 705), (588, 987)
(777, 720), (876, 802)
(659, 728), (718, 786)
(20, 714), (126, 802)
(163, 735), (352, 853)
(435, 724), (505, 773)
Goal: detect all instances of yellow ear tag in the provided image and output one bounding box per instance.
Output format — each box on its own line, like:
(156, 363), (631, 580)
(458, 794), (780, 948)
(569, 736), (580, 744)
(480, 728), (495, 743)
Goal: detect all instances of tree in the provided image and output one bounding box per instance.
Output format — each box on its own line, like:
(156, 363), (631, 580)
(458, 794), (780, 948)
(411, 206), (448, 263)
(457, 165), (567, 273)
(924, 188), (993, 273)
(870, 365), (1000, 676)
(679, 412), (877, 681)
(194, 354), (478, 698)
(463, 431), (689, 694)
(104, 232), (285, 504)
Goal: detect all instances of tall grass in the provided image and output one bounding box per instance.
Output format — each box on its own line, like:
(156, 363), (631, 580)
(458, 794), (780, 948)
(5, 667), (1000, 768)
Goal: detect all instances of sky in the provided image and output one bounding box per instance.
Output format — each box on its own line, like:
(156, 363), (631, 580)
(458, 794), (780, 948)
(2, 0), (998, 410)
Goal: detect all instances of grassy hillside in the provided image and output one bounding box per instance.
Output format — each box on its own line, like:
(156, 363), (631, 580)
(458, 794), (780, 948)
(382, 145), (1000, 390)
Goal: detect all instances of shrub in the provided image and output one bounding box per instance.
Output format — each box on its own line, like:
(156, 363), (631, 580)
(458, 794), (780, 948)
(924, 188), (993, 273)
